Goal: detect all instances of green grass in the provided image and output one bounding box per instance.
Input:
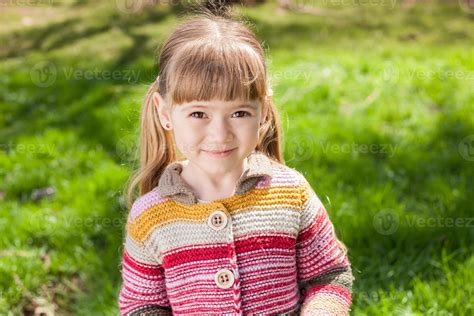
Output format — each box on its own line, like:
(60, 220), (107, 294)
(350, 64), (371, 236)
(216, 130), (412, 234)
(0, 0), (473, 314)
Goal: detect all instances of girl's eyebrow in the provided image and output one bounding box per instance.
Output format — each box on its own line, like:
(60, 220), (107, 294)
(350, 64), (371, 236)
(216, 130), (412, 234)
(183, 104), (257, 110)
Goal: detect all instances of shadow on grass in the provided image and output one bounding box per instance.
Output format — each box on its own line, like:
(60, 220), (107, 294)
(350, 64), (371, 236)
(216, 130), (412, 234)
(0, 2), (183, 58)
(291, 109), (473, 302)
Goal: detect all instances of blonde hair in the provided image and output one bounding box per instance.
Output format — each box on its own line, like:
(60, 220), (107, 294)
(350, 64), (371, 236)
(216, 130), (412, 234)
(126, 5), (285, 208)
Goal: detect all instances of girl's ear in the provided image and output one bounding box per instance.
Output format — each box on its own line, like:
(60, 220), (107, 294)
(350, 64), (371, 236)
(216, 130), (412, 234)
(152, 91), (161, 110)
(152, 92), (172, 130)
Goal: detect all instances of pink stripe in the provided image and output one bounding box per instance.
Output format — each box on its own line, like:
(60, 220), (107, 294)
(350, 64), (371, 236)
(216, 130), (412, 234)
(129, 189), (168, 223)
(241, 278), (296, 305)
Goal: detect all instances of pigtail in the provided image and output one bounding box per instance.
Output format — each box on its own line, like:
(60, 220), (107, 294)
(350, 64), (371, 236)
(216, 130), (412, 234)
(257, 90), (285, 165)
(126, 78), (177, 209)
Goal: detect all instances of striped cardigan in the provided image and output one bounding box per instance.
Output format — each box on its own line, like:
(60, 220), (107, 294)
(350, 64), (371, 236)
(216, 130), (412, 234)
(118, 150), (354, 315)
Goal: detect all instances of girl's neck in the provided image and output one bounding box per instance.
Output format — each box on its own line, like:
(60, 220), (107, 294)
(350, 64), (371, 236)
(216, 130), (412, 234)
(180, 158), (248, 201)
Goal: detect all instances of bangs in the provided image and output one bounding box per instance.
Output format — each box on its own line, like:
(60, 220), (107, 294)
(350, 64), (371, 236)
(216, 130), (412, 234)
(165, 41), (267, 106)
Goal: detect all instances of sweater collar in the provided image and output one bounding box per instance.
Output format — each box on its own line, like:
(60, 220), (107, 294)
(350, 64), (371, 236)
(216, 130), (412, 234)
(157, 150), (273, 206)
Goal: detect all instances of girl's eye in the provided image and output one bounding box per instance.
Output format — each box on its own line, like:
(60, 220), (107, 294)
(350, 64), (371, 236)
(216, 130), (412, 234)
(190, 112), (206, 119)
(189, 111), (251, 119)
(232, 111), (251, 118)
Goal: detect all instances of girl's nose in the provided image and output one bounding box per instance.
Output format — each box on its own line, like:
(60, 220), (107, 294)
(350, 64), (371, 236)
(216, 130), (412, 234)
(207, 118), (233, 142)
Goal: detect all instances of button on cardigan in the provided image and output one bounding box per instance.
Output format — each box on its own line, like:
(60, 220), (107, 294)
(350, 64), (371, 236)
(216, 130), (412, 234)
(118, 150), (354, 315)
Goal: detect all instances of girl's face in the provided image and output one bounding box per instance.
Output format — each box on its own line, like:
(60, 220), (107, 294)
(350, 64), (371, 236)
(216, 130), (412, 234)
(157, 95), (265, 175)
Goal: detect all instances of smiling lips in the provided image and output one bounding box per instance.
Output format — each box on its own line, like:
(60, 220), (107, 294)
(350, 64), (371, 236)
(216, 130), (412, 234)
(204, 148), (236, 157)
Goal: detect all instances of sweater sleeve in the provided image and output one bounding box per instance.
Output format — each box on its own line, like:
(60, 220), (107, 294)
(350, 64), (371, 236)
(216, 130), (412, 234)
(118, 207), (172, 315)
(296, 178), (354, 315)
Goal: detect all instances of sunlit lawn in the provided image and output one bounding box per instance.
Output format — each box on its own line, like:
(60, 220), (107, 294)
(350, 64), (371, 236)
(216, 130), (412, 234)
(0, 0), (473, 314)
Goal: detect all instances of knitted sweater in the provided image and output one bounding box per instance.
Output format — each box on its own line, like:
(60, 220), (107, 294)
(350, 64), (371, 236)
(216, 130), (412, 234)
(118, 150), (354, 315)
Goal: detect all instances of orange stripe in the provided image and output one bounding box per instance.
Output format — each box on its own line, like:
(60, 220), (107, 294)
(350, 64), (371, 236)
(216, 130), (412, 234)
(127, 185), (306, 244)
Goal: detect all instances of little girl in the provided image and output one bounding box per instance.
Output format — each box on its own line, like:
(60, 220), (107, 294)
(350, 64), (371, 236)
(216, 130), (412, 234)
(118, 7), (354, 316)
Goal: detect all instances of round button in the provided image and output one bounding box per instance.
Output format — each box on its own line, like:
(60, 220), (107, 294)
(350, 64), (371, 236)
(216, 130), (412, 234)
(207, 210), (228, 230)
(215, 268), (235, 289)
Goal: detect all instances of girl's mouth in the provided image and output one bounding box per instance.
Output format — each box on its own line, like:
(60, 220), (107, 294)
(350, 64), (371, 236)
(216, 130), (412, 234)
(204, 148), (236, 157)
